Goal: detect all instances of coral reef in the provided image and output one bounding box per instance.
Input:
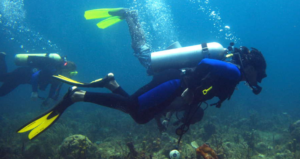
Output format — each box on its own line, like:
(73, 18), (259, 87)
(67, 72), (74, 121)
(58, 134), (99, 159)
(1, 101), (300, 159)
(196, 143), (218, 159)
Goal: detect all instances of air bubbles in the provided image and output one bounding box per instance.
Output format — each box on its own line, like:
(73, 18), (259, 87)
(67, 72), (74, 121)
(130, 0), (178, 50)
(191, 0), (240, 43)
(0, 0), (60, 52)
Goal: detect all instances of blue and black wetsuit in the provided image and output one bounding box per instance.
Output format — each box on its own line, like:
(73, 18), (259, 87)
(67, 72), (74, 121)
(83, 59), (241, 124)
(0, 54), (61, 99)
(84, 69), (183, 124)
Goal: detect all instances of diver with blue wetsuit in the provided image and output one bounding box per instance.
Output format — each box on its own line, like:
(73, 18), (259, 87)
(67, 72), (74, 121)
(17, 8), (267, 140)
(0, 52), (77, 106)
(17, 44), (267, 140)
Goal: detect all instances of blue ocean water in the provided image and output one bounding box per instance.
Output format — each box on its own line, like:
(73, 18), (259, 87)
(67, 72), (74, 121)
(0, 0), (300, 157)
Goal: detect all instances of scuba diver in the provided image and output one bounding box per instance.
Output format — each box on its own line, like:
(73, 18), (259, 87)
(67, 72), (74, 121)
(17, 44), (267, 139)
(17, 8), (267, 140)
(0, 52), (77, 106)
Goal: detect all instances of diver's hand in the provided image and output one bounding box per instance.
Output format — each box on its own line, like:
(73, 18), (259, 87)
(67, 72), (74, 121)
(41, 98), (54, 107)
(31, 92), (38, 101)
(162, 119), (169, 128)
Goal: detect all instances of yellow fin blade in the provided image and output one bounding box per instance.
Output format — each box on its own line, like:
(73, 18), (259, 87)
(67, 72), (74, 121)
(97, 16), (123, 29)
(53, 75), (84, 85)
(28, 114), (59, 140)
(17, 111), (53, 133)
(84, 8), (123, 20)
(90, 78), (103, 83)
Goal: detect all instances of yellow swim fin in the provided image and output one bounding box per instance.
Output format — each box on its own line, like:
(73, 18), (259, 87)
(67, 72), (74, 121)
(96, 16), (123, 29)
(84, 8), (126, 29)
(84, 8), (123, 20)
(52, 74), (110, 88)
(17, 88), (75, 140)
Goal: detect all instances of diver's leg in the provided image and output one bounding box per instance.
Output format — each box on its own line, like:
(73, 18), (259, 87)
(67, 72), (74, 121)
(0, 81), (20, 97)
(70, 88), (135, 114)
(103, 73), (120, 91)
(0, 52), (7, 81)
(102, 73), (130, 97)
(0, 73), (22, 97)
(125, 10), (152, 70)
(0, 67), (32, 97)
(112, 87), (130, 97)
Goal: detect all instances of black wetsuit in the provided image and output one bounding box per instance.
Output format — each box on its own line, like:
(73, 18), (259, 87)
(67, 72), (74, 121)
(0, 55), (61, 99)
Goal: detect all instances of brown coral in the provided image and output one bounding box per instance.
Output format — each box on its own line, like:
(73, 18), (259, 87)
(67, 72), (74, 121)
(196, 144), (218, 159)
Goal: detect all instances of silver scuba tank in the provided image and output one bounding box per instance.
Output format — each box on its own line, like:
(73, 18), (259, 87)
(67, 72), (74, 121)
(151, 42), (226, 71)
(14, 53), (62, 66)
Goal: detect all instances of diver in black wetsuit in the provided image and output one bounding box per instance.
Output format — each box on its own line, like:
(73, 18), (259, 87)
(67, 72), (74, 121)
(0, 52), (77, 106)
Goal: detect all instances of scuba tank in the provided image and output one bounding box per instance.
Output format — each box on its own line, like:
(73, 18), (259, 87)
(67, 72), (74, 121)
(14, 53), (63, 67)
(151, 42), (226, 71)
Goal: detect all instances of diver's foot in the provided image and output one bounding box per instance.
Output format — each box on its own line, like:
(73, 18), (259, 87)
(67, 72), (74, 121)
(89, 73), (119, 90)
(104, 73), (120, 91)
(108, 8), (130, 19)
(55, 86), (78, 108)
(68, 86), (86, 103)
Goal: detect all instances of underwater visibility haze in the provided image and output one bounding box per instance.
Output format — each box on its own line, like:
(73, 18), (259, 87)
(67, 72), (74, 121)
(0, 0), (300, 158)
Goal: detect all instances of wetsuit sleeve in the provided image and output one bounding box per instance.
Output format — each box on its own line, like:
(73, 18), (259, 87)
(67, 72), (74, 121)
(31, 70), (40, 92)
(196, 58), (241, 81)
(187, 58), (241, 89)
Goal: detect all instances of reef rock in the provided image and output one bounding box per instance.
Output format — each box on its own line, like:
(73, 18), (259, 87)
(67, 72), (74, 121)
(58, 134), (99, 159)
(289, 120), (300, 141)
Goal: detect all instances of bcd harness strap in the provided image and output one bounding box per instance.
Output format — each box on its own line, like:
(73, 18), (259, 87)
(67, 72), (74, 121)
(201, 43), (210, 58)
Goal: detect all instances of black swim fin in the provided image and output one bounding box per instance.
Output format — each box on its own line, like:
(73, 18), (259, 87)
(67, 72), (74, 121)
(17, 88), (75, 140)
(53, 73), (114, 88)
